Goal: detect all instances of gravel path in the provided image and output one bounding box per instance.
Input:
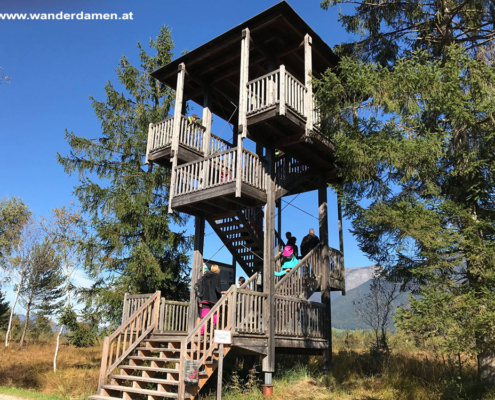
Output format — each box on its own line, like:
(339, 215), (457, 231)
(0, 395), (28, 400)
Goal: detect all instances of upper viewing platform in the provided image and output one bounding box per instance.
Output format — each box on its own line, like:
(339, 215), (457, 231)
(146, 1), (340, 217)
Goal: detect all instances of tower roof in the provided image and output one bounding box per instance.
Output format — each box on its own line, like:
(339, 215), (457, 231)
(152, 1), (338, 119)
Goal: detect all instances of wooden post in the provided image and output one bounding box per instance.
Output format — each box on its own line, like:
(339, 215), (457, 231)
(276, 199), (282, 250)
(169, 63), (186, 214)
(337, 194), (346, 294)
(145, 123), (153, 164)
(121, 293), (129, 324)
(216, 343), (224, 400)
(188, 216), (205, 333)
(98, 336), (110, 391)
(236, 28), (250, 197)
(279, 65), (286, 116)
(238, 28), (250, 138)
(203, 88), (212, 155)
(262, 148), (276, 377)
(318, 176), (332, 372)
(304, 34), (313, 135)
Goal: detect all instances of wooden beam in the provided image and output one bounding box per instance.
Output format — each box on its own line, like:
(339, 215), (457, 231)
(188, 217), (205, 333)
(337, 193), (346, 295)
(318, 176), (332, 373)
(304, 34), (313, 136)
(262, 148), (276, 374)
(238, 28), (250, 139)
(203, 89), (212, 156)
(169, 63), (186, 214)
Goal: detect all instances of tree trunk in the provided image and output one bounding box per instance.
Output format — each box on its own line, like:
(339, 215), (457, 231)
(53, 325), (64, 372)
(478, 347), (495, 385)
(5, 270), (24, 347)
(19, 294), (32, 347)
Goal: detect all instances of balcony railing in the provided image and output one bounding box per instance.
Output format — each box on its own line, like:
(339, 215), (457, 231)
(246, 67), (310, 120)
(147, 115), (233, 160)
(172, 147), (266, 198)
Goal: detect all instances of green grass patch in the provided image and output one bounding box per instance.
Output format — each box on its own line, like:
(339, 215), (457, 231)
(0, 386), (69, 400)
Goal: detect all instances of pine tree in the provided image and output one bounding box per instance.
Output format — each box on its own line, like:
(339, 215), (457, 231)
(57, 27), (192, 325)
(318, 0), (495, 383)
(0, 290), (9, 330)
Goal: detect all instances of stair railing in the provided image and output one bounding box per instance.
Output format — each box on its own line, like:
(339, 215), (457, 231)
(98, 291), (161, 390)
(239, 271), (260, 291)
(180, 285), (237, 398)
(275, 243), (323, 297)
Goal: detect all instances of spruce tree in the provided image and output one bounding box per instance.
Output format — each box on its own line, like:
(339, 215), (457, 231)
(318, 1), (495, 382)
(57, 27), (192, 325)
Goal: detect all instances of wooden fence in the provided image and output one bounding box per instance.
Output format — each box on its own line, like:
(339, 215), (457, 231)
(274, 295), (326, 338)
(234, 289), (267, 335)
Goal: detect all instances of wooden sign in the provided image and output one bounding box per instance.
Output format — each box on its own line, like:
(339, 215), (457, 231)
(214, 330), (232, 344)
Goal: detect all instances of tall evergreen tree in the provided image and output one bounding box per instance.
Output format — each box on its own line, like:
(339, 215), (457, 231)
(318, 0), (495, 382)
(57, 27), (191, 325)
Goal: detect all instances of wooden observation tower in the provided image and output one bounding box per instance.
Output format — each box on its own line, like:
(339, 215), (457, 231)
(91, 3), (345, 399)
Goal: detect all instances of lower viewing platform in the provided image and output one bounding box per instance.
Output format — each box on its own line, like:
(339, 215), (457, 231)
(170, 147), (267, 216)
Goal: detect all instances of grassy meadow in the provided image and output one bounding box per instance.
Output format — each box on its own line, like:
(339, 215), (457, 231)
(0, 331), (494, 400)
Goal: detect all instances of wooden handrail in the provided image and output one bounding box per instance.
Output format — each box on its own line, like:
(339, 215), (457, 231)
(275, 243), (322, 290)
(150, 115), (174, 127)
(210, 133), (232, 147)
(175, 147), (236, 169)
(284, 69), (306, 92)
(239, 271), (260, 290)
(246, 69), (280, 86)
(98, 291), (161, 390)
(241, 147), (260, 159)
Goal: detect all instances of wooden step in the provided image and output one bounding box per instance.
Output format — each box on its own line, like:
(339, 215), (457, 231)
(145, 336), (186, 342)
(101, 384), (178, 398)
(110, 374), (179, 386)
(128, 356), (180, 363)
(118, 365), (179, 373)
(136, 347), (181, 352)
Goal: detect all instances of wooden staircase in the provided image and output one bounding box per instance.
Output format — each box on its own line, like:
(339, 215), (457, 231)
(91, 246), (343, 400)
(208, 208), (264, 275)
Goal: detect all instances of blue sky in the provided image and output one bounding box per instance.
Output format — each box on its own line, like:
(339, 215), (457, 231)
(0, 0), (371, 308)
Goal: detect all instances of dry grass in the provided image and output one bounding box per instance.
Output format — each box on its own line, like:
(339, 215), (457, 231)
(2, 339), (495, 400)
(0, 341), (100, 399)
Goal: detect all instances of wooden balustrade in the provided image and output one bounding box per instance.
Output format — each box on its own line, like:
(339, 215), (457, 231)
(275, 295), (326, 338)
(275, 243), (324, 297)
(246, 70), (280, 115)
(173, 147), (267, 197)
(182, 286), (236, 372)
(284, 70), (306, 117)
(157, 299), (189, 333)
(178, 115), (204, 153)
(234, 289), (267, 334)
(241, 149), (266, 191)
(122, 293), (153, 323)
(99, 291), (161, 390)
(275, 154), (310, 190)
(329, 246), (345, 288)
(210, 133), (232, 154)
(147, 115), (208, 157)
(173, 148), (237, 196)
(148, 116), (174, 154)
